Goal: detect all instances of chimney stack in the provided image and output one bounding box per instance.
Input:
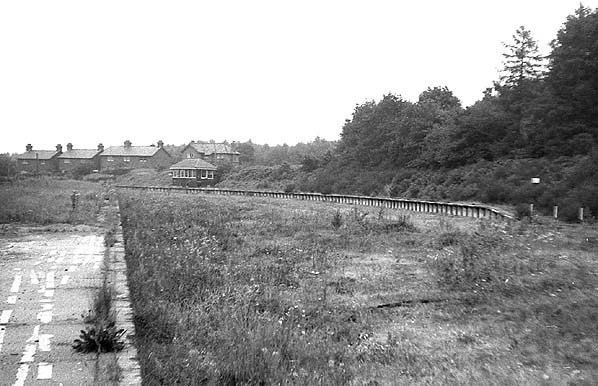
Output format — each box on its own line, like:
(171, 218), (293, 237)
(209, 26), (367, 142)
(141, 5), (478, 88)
(124, 140), (132, 148)
(26, 144), (33, 152)
(157, 140), (164, 148)
(56, 144), (63, 153)
(97, 143), (104, 152)
(67, 143), (73, 151)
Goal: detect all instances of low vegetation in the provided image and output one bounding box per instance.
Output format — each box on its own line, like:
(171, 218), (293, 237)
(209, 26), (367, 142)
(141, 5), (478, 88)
(119, 191), (598, 384)
(73, 276), (125, 354)
(0, 177), (104, 225)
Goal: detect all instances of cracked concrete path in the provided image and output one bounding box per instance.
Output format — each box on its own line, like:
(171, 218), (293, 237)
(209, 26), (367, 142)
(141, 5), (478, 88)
(0, 231), (103, 385)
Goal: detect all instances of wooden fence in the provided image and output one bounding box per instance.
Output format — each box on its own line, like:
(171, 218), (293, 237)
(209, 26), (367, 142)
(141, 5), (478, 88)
(115, 185), (515, 221)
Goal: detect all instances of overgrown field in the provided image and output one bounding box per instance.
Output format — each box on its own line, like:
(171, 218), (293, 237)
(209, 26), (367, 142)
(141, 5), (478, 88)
(119, 191), (598, 385)
(0, 177), (104, 225)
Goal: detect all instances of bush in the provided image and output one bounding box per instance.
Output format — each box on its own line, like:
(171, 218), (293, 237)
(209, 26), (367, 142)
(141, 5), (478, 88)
(71, 163), (95, 180)
(514, 203), (532, 220)
(331, 210), (343, 229)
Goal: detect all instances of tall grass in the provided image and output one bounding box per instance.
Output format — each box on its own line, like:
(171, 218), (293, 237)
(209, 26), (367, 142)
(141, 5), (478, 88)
(119, 193), (385, 384)
(0, 177), (103, 225)
(119, 191), (598, 384)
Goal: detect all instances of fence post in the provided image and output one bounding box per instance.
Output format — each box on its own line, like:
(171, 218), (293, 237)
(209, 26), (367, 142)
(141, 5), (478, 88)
(579, 207), (584, 222)
(553, 206), (558, 220)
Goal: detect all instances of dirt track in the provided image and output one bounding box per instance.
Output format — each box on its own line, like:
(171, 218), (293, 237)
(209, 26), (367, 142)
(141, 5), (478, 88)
(0, 231), (103, 385)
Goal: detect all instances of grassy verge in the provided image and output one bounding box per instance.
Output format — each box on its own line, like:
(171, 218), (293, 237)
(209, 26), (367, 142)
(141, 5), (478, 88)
(0, 177), (104, 225)
(119, 191), (598, 384)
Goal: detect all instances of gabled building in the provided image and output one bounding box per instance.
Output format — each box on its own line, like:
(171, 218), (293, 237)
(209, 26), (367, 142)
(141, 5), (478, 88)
(170, 158), (217, 186)
(99, 140), (172, 170)
(181, 141), (240, 165)
(16, 144), (62, 174)
(58, 143), (104, 173)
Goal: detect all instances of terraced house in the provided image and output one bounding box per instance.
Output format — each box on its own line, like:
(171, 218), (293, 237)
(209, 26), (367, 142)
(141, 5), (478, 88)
(99, 140), (172, 170)
(58, 143), (104, 172)
(181, 141), (240, 165)
(16, 144), (62, 174)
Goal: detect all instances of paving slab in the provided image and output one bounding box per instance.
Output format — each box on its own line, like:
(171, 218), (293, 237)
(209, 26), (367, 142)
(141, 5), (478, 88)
(0, 232), (103, 385)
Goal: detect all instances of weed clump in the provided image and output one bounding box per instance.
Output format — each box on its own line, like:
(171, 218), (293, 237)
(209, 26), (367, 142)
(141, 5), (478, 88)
(331, 209), (343, 229)
(73, 323), (125, 353)
(429, 232), (507, 292)
(74, 274), (124, 353)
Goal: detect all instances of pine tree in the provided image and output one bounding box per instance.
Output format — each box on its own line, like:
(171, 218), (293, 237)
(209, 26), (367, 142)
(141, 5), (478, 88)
(500, 26), (544, 87)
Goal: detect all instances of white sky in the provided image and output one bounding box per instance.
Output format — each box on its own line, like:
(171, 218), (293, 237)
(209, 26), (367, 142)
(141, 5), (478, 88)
(1, 1), (597, 154)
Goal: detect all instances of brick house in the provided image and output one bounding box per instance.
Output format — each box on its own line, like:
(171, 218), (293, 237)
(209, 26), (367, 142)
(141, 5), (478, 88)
(170, 158), (217, 186)
(99, 140), (172, 171)
(181, 142), (240, 165)
(16, 144), (62, 174)
(57, 143), (104, 173)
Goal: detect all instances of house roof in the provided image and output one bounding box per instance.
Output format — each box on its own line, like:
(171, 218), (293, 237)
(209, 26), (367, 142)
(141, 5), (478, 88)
(17, 150), (60, 160)
(187, 142), (240, 155)
(170, 158), (217, 170)
(100, 146), (161, 157)
(58, 149), (101, 159)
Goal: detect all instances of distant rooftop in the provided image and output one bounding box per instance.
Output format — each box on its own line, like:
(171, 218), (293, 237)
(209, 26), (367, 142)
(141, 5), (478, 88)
(170, 158), (217, 170)
(17, 150), (60, 160)
(58, 149), (101, 159)
(188, 142), (240, 155)
(101, 146), (162, 157)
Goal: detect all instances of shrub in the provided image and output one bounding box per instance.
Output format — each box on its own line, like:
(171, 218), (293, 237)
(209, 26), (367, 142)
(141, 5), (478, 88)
(331, 210), (343, 229)
(71, 163), (95, 180)
(514, 203), (533, 219)
(284, 183), (296, 193)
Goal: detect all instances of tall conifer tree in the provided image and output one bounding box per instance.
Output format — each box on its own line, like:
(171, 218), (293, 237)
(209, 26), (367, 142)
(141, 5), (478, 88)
(500, 26), (544, 87)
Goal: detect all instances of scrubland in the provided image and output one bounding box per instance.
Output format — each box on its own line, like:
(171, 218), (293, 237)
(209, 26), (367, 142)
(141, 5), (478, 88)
(118, 191), (598, 385)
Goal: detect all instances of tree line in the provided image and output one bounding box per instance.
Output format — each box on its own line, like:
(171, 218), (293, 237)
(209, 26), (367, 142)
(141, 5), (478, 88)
(232, 5), (598, 220)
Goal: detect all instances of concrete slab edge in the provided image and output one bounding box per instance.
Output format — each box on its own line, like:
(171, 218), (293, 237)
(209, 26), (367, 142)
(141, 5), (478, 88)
(107, 214), (142, 385)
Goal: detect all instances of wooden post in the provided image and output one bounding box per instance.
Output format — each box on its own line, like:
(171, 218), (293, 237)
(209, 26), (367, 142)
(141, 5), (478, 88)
(530, 204), (534, 217)
(553, 206), (558, 220)
(579, 207), (584, 222)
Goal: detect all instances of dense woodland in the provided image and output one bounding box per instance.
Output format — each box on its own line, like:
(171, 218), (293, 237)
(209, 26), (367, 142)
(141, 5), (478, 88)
(226, 6), (598, 221)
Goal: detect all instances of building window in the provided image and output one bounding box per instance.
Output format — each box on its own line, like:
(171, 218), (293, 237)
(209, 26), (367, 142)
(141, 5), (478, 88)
(40, 161), (46, 165)
(64, 159), (71, 164)
(187, 153), (194, 158)
(123, 157), (131, 163)
(140, 158), (147, 163)
(107, 157), (114, 162)
(208, 170), (214, 179)
(201, 170), (208, 179)
(22, 161), (29, 165)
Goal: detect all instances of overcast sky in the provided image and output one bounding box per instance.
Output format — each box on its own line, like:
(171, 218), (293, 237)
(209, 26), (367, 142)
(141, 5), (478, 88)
(1, 1), (597, 154)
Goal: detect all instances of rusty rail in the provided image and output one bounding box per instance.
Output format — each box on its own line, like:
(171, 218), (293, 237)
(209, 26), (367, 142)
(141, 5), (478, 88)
(114, 185), (515, 221)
